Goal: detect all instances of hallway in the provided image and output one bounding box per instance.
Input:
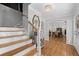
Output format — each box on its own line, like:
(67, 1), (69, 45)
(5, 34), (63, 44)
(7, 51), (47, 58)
(42, 37), (79, 56)
(0, 3), (79, 56)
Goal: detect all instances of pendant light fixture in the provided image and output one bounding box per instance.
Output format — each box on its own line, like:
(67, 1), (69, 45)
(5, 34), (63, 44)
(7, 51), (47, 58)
(44, 4), (53, 12)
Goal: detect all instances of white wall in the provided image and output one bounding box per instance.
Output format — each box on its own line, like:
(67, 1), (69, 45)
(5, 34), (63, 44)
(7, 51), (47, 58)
(43, 19), (49, 40)
(28, 6), (35, 36)
(66, 17), (73, 45)
(23, 4), (29, 34)
(0, 4), (22, 27)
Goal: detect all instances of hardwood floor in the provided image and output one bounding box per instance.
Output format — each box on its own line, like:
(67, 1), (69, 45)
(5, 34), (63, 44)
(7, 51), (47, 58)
(24, 48), (36, 56)
(42, 37), (79, 56)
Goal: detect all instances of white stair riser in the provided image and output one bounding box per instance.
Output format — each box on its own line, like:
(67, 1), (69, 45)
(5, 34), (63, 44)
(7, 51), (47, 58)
(0, 40), (32, 54)
(0, 31), (24, 35)
(0, 35), (29, 44)
(0, 27), (23, 31)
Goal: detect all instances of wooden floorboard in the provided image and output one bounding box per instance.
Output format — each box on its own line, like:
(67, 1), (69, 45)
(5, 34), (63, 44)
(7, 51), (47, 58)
(24, 48), (36, 56)
(42, 37), (79, 56)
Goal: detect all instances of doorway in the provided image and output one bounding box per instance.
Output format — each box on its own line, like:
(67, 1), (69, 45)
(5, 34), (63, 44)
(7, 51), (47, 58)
(49, 20), (67, 43)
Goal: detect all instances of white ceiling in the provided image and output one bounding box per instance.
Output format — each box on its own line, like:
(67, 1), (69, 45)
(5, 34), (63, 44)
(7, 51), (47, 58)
(29, 3), (78, 20)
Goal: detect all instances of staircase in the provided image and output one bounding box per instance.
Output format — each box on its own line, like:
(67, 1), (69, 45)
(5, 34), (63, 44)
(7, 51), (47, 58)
(0, 27), (37, 56)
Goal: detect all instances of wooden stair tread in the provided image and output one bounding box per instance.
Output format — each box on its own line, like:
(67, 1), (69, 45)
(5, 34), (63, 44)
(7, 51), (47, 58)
(0, 38), (30, 48)
(24, 48), (36, 56)
(0, 43), (33, 56)
(0, 34), (25, 38)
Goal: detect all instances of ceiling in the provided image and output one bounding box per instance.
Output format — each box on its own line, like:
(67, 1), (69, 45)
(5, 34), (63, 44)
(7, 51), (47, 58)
(29, 3), (78, 20)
